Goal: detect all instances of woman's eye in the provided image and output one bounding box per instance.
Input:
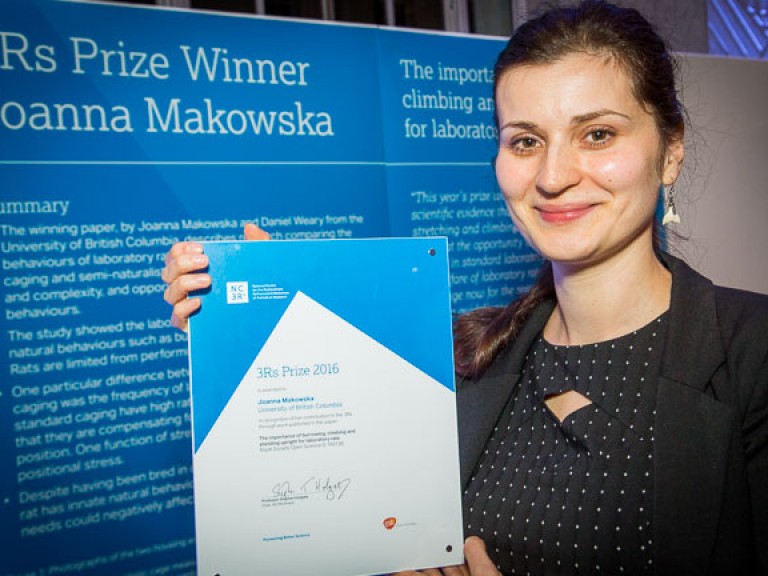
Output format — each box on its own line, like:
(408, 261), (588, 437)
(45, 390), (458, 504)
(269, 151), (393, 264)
(584, 128), (614, 145)
(510, 136), (540, 152)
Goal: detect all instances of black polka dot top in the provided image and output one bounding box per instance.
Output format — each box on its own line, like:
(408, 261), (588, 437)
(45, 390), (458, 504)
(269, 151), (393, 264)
(463, 313), (668, 575)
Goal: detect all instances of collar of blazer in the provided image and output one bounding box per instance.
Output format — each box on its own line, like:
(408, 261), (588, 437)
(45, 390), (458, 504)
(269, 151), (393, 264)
(456, 252), (733, 574)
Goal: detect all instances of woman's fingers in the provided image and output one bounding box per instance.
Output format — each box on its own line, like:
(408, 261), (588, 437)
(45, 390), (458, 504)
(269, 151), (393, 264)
(162, 241), (210, 307)
(161, 241), (210, 332)
(161, 241), (208, 286)
(164, 272), (210, 331)
(464, 537), (500, 576)
(441, 565), (470, 576)
(170, 297), (201, 332)
(163, 271), (210, 307)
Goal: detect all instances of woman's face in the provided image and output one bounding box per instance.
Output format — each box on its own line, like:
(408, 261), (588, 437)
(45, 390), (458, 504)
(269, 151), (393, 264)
(494, 53), (683, 268)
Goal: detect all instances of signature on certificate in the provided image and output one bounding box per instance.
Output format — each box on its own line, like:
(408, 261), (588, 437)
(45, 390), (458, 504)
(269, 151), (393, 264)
(270, 476), (352, 501)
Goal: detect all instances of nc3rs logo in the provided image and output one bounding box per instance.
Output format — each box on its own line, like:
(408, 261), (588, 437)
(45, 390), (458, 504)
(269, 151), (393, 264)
(226, 281), (248, 304)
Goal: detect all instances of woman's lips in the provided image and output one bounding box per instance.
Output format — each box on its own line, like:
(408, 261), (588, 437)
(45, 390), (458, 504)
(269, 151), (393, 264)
(536, 204), (596, 223)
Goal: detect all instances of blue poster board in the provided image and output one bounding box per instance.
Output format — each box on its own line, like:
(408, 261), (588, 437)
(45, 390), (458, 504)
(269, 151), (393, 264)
(0, 1), (540, 573)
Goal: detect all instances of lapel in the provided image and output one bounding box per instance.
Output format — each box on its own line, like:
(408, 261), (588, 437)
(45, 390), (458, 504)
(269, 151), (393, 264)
(457, 300), (555, 487)
(654, 253), (733, 574)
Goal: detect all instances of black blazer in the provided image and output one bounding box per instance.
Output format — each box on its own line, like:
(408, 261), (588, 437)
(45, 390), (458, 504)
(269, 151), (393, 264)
(457, 254), (768, 575)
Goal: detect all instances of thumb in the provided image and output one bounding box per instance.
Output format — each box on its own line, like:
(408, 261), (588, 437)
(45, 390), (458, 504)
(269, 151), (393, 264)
(464, 537), (500, 576)
(243, 223), (271, 241)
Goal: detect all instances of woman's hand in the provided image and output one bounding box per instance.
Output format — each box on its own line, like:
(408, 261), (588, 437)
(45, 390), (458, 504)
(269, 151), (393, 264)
(161, 223), (270, 331)
(395, 537), (500, 576)
(162, 241), (208, 332)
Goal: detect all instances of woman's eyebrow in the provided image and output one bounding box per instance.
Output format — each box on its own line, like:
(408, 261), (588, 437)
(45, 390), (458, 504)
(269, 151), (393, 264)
(570, 109), (631, 125)
(499, 120), (539, 132)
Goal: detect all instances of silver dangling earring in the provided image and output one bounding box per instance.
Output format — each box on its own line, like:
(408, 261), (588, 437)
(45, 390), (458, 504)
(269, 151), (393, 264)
(662, 184), (680, 225)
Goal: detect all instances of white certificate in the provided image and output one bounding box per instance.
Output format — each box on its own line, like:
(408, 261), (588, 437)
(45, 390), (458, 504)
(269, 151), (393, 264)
(188, 238), (464, 576)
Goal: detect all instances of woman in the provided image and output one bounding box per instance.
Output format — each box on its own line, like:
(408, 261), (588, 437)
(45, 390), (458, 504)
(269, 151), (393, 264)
(163, 1), (767, 574)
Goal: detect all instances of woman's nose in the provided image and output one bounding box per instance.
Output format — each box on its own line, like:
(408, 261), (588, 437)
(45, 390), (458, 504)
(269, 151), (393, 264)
(535, 141), (581, 196)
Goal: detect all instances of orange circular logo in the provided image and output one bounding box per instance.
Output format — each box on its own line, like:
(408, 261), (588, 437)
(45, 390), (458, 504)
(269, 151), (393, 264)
(383, 517), (397, 530)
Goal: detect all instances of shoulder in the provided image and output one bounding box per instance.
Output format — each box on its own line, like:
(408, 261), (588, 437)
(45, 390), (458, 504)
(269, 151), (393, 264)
(709, 283), (768, 376)
(713, 284), (768, 339)
(709, 285), (768, 455)
(662, 252), (767, 410)
(712, 285), (768, 397)
(665, 251), (768, 348)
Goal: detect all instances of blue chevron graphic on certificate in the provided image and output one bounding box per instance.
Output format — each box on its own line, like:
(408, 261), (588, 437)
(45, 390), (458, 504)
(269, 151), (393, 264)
(187, 238), (463, 576)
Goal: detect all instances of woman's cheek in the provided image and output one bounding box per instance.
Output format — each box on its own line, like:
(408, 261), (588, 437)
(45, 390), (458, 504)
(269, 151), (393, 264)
(590, 146), (657, 191)
(590, 155), (624, 185)
(496, 161), (529, 202)
(502, 201), (535, 247)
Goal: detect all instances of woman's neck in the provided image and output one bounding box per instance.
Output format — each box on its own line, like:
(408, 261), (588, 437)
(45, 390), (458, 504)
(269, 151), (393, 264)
(543, 243), (672, 346)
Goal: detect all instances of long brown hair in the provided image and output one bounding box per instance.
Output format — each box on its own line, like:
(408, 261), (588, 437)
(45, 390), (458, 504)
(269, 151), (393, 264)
(454, 0), (684, 379)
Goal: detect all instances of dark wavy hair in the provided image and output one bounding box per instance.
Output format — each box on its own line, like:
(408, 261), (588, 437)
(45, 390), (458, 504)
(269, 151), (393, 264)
(454, 0), (685, 379)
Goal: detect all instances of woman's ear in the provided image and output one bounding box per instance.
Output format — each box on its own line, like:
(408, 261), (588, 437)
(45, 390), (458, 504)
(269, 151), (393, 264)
(662, 137), (684, 185)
